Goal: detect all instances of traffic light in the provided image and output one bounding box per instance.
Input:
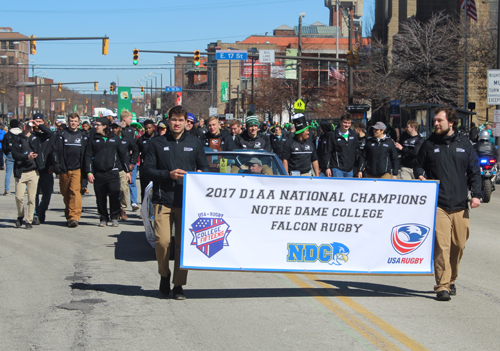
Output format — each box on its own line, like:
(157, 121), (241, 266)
(94, 82), (98, 91)
(30, 35), (36, 55)
(86, 99), (88, 103)
(102, 99), (105, 105)
(133, 49), (139, 65)
(140, 86), (144, 95)
(58, 82), (62, 92)
(194, 50), (201, 67)
(68, 98), (71, 104)
(346, 50), (354, 67)
(353, 47), (360, 66)
(110, 85), (114, 93)
(102, 38), (109, 55)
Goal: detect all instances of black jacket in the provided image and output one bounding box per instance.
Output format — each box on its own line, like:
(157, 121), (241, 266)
(399, 133), (424, 169)
(324, 129), (360, 172)
(317, 121), (333, 173)
(10, 131), (45, 179)
(200, 130), (236, 151)
(117, 133), (139, 171)
(360, 135), (399, 177)
(33, 125), (55, 173)
(282, 137), (318, 174)
(270, 134), (289, 161)
(136, 131), (157, 166)
(235, 130), (273, 152)
(142, 131), (209, 208)
(414, 132), (481, 210)
(85, 131), (129, 174)
(52, 128), (88, 175)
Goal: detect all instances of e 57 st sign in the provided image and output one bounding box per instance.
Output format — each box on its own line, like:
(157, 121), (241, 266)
(487, 70), (500, 105)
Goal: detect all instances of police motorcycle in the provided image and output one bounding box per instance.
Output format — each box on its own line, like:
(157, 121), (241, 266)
(475, 131), (497, 203)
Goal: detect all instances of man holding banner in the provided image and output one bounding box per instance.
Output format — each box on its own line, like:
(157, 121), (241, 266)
(143, 106), (209, 300)
(414, 106), (481, 301)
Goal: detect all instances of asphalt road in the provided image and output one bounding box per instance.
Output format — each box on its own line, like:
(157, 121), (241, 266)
(1, 174), (499, 351)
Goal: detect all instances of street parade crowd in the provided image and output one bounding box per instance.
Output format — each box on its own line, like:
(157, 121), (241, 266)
(0, 105), (496, 300)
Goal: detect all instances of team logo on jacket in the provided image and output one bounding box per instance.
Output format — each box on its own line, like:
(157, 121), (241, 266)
(254, 142), (261, 148)
(190, 214), (231, 258)
(391, 224), (430, 255)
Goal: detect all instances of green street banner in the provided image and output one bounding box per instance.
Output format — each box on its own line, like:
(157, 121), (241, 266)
(221, 82), (229, 103)
(117, 86), (131, 118)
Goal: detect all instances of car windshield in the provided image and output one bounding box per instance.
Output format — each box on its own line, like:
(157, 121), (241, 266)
(206, 152), (285, 175)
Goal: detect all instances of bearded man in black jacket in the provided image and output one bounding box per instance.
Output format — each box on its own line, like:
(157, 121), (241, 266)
(414, 106), (481, 301)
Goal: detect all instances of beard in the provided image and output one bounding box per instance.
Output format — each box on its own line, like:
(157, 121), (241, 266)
(435, 126), (451, 136)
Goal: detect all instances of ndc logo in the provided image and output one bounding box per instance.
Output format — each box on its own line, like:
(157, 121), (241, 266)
(391, 224), (430, 255)
(287, 242), (350, 266)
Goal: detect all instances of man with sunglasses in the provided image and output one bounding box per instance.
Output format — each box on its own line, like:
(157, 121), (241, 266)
(185, 113), (198, 137)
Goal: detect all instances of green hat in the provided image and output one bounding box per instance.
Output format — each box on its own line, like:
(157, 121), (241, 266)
(246, 115), (259, 126)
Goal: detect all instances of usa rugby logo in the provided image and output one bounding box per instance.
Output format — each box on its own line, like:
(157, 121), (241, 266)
(190, 215), (231, 258)
(391, 224), (430, 255)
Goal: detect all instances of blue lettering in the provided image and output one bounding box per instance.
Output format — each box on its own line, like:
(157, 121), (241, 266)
(287, 243), (305, 262)
(318, 244), (332, 263)
(304, 244), (318, 262)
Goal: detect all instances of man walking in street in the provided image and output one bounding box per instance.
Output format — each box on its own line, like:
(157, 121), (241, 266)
(136, 119), (157, 204)
(414, 106), (482, 301)
(52, 112), (88, 227)
(10, 119), (50, 229)
(111, 121), (139, 221)
(143, 105), (209, 300)
(282, 113), (320, 177)
(2, 120), (19, 196)
(32, 113), (56, 225)
(358, 122), (399, 179)
(324, 112), (359, 178)
(119, 110), (140, 212)
(395, 120), (424, 180)
(85, 117), (131, 227)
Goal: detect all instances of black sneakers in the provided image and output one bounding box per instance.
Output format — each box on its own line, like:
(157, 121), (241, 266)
(436, 290), (451, 301)
(173, 285), (186, 300)
(25, 223), (33, 230)
(32, 216), (40, 225)
(68, 220), (78, 228)
(450, 284), (456, 296)
(159, 274), (171, 296)
(16, 217), (23, 228)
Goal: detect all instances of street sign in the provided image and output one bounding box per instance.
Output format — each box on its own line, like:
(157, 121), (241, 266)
(346, 104), (371, 113)
(216, 50), (247, 60)
(259, 50), (275, 63)
(225, 113), (234, 120)
(494, 109), (500, 123)
(165, 86), (182, 92)
(390, 99), (400, 118)
(209, 107), (217, 116)
(487, 70), (500, 105)
(294, 99), (306, 113)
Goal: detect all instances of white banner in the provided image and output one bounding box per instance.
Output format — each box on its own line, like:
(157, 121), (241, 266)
(181, 174), (438, 275)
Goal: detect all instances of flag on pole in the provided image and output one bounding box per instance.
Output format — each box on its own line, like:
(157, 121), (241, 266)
(328, 66), (345, 82)
(460, 0), (478, 21)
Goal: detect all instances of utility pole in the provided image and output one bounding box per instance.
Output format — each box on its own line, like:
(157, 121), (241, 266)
(297, 12), (305, 100)
(348, 8), (354, 105)
(229, 59), (232, 115)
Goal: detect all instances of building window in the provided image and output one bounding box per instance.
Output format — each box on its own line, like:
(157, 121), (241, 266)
(8, 42), (15, 50)
(0, 41), (5, 50)
(8, 57), (14, 65)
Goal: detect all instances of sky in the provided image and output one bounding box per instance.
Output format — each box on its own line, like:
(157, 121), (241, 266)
(2, 0), (374, 94)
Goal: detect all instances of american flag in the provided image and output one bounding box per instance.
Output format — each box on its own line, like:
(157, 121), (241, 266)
(460, 0), (477, 21)
(329, 66), (345, 82)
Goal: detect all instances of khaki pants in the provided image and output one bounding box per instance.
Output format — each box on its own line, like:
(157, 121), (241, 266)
(59, 169), (82, 222)
(398, 167), (415, 180)
(434, 207), (470, 293)
(119, 170), (130, 211)
(366, 172), (392, 179)
(153, 205), (187, 286)
(15, 170), (39, 223)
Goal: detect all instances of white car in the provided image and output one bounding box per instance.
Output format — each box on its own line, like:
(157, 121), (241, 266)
(55, 115), (67, 125)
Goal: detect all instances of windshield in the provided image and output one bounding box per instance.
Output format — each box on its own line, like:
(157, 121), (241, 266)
(206, 153), (285, 175)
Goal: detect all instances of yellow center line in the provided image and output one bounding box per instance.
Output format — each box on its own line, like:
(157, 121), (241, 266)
(284, 273), (402, 351)
(307, 274), (429, 351)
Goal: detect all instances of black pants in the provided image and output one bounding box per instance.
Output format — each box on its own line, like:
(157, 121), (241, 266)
(35, 172), (54, 217)
(94, 170), (120, 221)
(139, 166), (150, 204)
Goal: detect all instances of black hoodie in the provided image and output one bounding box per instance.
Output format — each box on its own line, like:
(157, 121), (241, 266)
(235, 129), (272, 152)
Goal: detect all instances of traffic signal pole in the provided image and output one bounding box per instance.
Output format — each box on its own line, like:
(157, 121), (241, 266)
(348, 9), (354, 105)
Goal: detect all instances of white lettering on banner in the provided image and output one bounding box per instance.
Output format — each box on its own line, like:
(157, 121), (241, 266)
(181, 174), (438, 275)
